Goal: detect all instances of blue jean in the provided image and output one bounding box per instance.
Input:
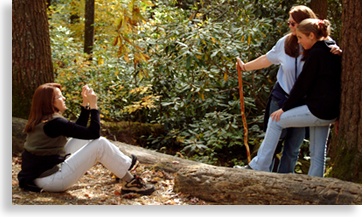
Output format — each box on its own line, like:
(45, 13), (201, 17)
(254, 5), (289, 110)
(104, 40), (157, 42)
(268, 99), (305, 173)
(249, 105), (335, 177)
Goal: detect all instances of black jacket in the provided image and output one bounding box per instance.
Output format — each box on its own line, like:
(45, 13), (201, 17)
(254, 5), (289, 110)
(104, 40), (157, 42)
(18, 150), (66, 192)
(282, 40), (342, 120)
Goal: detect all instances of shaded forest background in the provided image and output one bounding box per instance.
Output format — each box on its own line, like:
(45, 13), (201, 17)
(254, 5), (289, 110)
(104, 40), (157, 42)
(13, 0), (344, 174)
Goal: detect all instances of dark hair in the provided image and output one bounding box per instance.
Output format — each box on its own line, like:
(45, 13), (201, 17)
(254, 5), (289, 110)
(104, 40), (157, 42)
(284, 5), (318, 57)
(24, 83), (62, 133)
(297, 18), (331, 40)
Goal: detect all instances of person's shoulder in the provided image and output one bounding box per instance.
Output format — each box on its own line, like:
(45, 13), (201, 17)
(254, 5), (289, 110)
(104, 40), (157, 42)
(273, 34), (288, 47)
(279, 34), (289, 42)
(43, 115), (70, 137)
(46, 115), (69, 126)
(266, 36), (287, 56)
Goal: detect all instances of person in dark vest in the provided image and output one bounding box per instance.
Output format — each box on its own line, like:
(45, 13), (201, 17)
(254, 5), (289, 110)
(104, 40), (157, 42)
(18, 83), (154, 195)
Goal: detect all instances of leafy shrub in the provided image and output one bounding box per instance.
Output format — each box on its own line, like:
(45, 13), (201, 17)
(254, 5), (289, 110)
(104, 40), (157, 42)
(50, 0), (316, 167)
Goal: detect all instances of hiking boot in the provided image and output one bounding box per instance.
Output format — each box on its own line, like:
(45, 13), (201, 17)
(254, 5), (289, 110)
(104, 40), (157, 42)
(121, 176), (155, 195)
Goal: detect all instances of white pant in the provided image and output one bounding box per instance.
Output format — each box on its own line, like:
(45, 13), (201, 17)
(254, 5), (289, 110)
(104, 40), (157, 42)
(34, 137), (132, 192)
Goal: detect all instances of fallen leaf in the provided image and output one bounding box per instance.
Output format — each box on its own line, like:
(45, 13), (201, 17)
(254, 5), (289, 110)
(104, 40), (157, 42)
(164, 200), (175, 205)
(110, 199), (118, 205)
(122, 193), (140, 199)
(84, 193), (93, 198)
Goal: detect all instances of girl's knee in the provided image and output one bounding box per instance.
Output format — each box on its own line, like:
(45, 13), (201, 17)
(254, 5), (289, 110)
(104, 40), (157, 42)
(268, 120), (283, 132)
(96, 137), (113, 147)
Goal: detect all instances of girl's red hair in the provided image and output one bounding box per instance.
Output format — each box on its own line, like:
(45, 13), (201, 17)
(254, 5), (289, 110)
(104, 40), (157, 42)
(24, 83), (62, 133)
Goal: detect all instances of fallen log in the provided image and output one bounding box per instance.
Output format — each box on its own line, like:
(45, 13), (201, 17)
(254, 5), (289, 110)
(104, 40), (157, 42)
(112, 140), (212, 173)
(12, 117), (362, 204)
(173, 166), (362, 205)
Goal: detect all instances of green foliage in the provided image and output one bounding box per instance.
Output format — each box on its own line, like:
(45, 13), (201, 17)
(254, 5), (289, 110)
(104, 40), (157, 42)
(50, 0), (342, 168)
(138, 0), (300, 165)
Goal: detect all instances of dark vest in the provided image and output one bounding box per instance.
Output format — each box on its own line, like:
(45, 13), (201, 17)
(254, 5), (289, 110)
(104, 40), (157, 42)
(24, 115), (68, 156)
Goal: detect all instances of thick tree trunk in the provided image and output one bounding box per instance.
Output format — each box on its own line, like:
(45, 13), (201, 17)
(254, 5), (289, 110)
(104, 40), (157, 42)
(12, 0), (54, 119)
(327, 0), (362, 183)
(84, 0), (95, 58)
(310, 0), (328, 19)
(12, 117), (362, 205)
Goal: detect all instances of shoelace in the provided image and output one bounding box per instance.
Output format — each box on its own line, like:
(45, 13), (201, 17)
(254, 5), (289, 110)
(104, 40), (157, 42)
(134, 176), (147, 186)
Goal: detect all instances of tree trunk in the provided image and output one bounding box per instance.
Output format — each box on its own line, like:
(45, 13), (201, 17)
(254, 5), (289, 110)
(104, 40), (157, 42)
(174, 166), (362, 205)
(310, 0), (328, 19)
(84, 0), (95, 58)
(327, 0), (362, 183)
(12, 0), (54, 119)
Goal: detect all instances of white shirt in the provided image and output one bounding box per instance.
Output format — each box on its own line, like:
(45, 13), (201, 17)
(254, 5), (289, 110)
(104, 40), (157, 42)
(266, 35), (304, 94)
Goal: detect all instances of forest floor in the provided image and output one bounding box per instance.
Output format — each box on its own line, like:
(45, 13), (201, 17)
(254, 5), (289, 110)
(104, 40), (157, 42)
(11, 153), (210, 205)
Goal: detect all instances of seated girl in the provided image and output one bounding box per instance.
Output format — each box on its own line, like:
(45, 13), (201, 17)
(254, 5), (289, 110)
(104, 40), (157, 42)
(18, 83), (155, 195)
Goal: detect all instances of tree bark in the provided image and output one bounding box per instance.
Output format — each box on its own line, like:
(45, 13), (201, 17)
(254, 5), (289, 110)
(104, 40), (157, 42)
(327, 0), (362, 183)
(310, 0), (328, 19)
(12, 0), (54, 119)
(84, 0), (95, 58)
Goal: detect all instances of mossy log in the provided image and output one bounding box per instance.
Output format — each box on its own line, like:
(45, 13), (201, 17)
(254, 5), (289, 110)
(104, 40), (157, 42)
(12, 117), (362, 205)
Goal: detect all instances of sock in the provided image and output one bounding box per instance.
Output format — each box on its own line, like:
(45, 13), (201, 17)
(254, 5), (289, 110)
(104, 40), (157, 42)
(121, 171), (134, 182)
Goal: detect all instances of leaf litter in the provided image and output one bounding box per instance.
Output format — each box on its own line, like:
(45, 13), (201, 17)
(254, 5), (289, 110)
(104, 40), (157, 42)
(12, 153), (209, 205)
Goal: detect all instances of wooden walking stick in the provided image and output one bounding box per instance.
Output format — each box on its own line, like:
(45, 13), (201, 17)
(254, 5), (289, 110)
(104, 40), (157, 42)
(236, 58), (251, 163)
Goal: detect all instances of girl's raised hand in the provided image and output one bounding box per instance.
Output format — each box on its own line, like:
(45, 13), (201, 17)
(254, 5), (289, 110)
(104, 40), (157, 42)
(81, 85), (90, 107)
(87, 88), (98, 110)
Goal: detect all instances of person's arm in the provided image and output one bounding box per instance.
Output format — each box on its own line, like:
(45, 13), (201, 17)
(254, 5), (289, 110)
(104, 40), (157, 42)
(326, 37), (342, 56)
(74, 85), (91, 126)
(237, 55), (272, 71)
(271, 51), (321, 122)
(282, 49), (320, 112)
(44, 110), (101, 139)
(75, 106), (90, 127)
(236, 36), (285, 72)
(75, 85), (99, 127)
(329, 45), (342, 56)
(44, 86), (100, 139)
